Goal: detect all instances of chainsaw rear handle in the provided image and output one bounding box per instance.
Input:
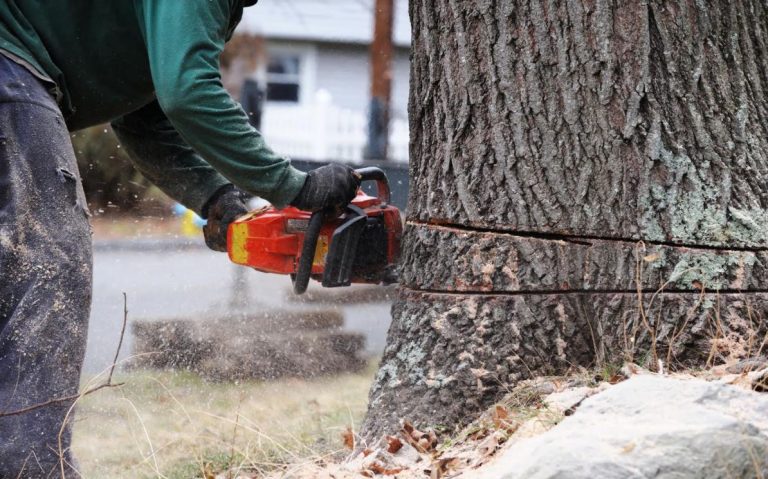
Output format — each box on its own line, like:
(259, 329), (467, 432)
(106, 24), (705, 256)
(292, 208), (325, 295)
(292, 167), (390, 295)
(355, 167), (390, 207)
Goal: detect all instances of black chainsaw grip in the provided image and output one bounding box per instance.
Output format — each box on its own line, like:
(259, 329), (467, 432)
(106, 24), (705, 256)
(292, 210), (325, 295)
(294, 167), (390, 294)
(355, 167), (391, 206)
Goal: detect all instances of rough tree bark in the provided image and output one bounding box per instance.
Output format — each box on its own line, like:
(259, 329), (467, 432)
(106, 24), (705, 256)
(361, 0), (768, 439)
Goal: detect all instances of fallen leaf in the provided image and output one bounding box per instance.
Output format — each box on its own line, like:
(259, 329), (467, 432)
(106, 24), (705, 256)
(362, 448), (374, 457)
(418, 437), (432, 451)
(609, 374), (626, 384)
(493, 405), (509, 421)
(429, 457), (461, 479)
(400, 420), (438, 453)
(425, 430), (438, 452)
(477, 432), (503, 460)
(369, 462), (404, 476)
(386, 435), (403, 454)
(342, 427), (355, 450)
(402, 420), (416, 438)
(491, 404), (520, 434)
(467, 427), (489, 441)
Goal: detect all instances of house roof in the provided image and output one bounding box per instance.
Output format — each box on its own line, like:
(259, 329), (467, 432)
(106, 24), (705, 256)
(238, 0), (411, 48)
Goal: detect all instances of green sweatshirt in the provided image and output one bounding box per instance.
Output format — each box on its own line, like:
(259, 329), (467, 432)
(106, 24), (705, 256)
(0, 0), (307, 214)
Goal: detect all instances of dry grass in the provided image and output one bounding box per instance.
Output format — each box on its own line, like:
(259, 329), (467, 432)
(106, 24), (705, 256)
(72, 363), (376, 478)
(625, 242), (768, 374)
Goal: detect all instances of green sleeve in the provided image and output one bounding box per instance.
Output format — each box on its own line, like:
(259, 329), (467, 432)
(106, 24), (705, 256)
(135, 0), (307, 208)
(111, 101), (231, 217)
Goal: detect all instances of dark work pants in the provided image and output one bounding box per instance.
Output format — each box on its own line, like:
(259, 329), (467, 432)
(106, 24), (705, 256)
(0, 54), (92, 477)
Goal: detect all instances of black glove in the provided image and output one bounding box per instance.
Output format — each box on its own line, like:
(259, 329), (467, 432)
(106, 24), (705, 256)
(202, 185), (250, 252)
(290, 163), (361, 213)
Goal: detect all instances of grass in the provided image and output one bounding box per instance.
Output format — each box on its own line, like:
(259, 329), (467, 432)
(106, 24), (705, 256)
(72, 363), (376, 478)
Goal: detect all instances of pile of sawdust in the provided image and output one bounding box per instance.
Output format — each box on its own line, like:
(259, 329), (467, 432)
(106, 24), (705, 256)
(130, 311), (367, 381)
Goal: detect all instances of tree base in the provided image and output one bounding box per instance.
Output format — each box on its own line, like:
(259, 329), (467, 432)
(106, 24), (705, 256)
(361, 289), (768, 440)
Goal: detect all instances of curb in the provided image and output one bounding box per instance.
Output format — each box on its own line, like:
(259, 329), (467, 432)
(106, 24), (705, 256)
(93, 237), (206, 253)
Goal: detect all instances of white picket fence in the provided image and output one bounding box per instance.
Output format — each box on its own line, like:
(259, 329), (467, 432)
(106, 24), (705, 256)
(261, 90), (409, 164)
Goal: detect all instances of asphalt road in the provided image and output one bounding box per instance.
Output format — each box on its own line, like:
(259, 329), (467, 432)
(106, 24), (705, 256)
(85, 240), (392, 374)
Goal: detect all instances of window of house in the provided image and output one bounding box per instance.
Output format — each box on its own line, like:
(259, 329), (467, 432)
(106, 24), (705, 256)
(266, 53), (301, 103)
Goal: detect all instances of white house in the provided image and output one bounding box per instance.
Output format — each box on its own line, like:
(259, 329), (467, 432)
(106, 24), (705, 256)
(235, 0), (411, 163)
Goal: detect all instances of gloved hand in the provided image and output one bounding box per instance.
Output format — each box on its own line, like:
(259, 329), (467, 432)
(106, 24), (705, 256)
(202, 185), (249, 252)
(290, 163), (361, 213)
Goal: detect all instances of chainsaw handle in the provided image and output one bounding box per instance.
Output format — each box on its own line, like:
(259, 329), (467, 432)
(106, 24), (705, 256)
(293, 167), (390, 294)
(292, 209), (325, 295)
(355, 167), (390, 207)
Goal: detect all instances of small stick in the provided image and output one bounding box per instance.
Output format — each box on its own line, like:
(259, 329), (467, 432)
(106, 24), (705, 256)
(108, 292), (129, 385)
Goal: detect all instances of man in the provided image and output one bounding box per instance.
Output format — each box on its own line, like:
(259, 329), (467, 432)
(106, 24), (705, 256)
(0, 1), (361, 476)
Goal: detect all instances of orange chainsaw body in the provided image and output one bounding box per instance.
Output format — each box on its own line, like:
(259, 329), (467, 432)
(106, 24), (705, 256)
(228, 184), (402, 291)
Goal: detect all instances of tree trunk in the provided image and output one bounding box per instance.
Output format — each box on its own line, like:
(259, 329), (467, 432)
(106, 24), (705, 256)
(362, 0), (768, 439)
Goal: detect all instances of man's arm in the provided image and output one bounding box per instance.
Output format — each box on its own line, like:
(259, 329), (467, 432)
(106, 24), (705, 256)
(135, 0), (307, 208)
(111, 100), (231, 216)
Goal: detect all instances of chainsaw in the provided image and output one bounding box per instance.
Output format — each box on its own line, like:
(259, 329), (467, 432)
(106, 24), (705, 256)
(227, 167), (403, 294)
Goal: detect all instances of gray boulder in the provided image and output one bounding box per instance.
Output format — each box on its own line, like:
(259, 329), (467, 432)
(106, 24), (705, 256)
(484, 375), (768, 479)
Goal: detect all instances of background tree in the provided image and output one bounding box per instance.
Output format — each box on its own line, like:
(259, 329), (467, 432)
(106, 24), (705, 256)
(362, 0), (768, 439)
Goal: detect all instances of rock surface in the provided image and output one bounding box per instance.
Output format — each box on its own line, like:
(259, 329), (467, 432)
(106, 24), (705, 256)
(478, 375), (768, 479)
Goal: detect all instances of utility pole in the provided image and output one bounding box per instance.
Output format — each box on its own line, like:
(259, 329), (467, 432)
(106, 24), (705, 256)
(364, 0), (395, 161)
